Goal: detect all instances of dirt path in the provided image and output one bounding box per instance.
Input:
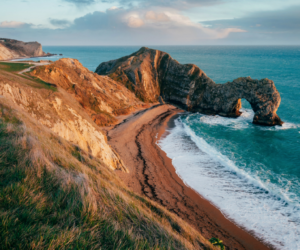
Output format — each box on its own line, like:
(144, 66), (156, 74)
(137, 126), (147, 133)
(18, 62), (50, 75)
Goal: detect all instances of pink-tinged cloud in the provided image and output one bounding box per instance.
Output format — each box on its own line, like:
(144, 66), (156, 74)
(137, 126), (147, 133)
(127, 16), (145, 28)
(122, 10), (246, 39)
(0, 21), (28, 28)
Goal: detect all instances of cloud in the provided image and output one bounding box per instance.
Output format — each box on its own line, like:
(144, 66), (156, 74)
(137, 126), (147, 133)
(0, 21), (30, 28)
(49, 19), (72, 28)
(202, 5), (300, 32)
(127, 16), (144, 28)
(145, 11), (170, 22)
(62, 0), (222, 9)
(108, 6), (119, 10)
(70, 8), (245, 41)
(62, 0), (95, 5)
(114, 0), (222, 10)
(73, 8), (127, 30)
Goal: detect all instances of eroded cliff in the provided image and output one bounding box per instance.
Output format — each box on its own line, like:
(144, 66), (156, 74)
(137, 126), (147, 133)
(96, 47), (283, 126)
(0, 38), (47, 60)
(30, 58), (145, 126)
(0, 64), (128, 172)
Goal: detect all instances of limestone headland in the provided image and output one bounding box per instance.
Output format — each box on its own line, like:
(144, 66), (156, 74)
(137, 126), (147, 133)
(0, 38), (55, 61)
(96, 47), (283, 126)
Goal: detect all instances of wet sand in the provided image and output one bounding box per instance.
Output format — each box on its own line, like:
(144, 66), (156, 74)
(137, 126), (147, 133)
(105, 104), (272, 250)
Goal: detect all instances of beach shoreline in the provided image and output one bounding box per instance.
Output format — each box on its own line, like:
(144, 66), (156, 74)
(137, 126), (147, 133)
(0, 54), (58, 62)
(105, 104), (272, 250)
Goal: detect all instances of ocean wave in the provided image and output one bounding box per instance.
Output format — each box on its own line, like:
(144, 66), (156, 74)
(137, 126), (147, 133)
(198, 108), (253, 129)
(158, 118), (300, 250)
(262, 122), (300, 131)
(194, 108), (300, 131)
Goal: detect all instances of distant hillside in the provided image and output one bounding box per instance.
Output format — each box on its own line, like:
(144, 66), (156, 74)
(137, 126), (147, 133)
(0, 38), (49, 60)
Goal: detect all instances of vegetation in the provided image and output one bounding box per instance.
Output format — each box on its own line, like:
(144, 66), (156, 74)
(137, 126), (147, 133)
(24, 71), (57, 91)
(0, 62), (56, 91)
(92, 111), (118, 127)
(0, 62), (32, 72)
(0, 103), (215, 250)
(113, 106), (134, 116)
(209, 238), (225, 250)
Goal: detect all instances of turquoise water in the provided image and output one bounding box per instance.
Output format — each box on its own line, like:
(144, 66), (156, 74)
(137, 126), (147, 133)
(19, 46), (300, 249)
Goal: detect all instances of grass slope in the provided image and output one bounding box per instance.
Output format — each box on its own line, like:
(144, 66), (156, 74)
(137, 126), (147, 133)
(0, 63), (56, 91)
(0, 62), (32, 72)
(0, 103), (215, 250)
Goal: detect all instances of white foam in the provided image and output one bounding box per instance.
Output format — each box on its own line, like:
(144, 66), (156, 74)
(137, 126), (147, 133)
(195, 108), (300, 131)
(196, 108), (252, 130)
(158, 118), (300, 250)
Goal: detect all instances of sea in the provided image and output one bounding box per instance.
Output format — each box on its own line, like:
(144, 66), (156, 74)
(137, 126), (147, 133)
(18, 46), (300, 250)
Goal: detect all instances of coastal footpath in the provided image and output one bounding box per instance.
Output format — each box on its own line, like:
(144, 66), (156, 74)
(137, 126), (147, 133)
(0, 44), (280, 249)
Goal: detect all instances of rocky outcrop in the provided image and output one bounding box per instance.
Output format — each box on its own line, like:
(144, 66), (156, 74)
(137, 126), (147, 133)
(0, 38), (47, 60)
(96, 47), (283, 126)
(30, 58), (144, 126)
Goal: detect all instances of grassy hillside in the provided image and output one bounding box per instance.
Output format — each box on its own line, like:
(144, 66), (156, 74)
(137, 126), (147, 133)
(0, 101), (215, 250)
(0, 62), (56, 91)
(0, 62), (32, 72)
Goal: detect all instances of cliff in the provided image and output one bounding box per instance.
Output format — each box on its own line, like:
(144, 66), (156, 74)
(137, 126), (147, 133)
(30, 58), (145, 126)
(0, 70), (127, 172)
(0, 38), (47, 60)
(96, 47), (283, 126)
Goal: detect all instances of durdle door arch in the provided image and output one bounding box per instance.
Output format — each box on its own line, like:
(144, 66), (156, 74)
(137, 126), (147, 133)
(95, 47), (283, 126)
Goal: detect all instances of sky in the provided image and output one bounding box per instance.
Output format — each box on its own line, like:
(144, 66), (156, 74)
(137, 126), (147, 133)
(0, 0), (300, 45)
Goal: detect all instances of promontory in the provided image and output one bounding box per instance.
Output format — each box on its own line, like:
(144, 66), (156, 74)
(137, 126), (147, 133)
(0, 38), (49, 60)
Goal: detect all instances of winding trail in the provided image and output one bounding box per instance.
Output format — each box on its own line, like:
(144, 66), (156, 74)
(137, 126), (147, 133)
(17, 61), (50, 75)
(105, 104), (272, 250)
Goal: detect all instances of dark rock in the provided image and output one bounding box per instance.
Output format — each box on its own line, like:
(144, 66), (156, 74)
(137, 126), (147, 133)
(158, 96), (165, 105)
(95, 47), (283, 126)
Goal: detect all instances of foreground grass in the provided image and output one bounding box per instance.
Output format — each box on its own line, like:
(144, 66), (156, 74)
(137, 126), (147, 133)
(0, 103), (215, 250)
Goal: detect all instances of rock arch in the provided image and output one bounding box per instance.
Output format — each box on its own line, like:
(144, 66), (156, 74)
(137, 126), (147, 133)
(190, 77), (283, 126)
(96, 47), (283, 126)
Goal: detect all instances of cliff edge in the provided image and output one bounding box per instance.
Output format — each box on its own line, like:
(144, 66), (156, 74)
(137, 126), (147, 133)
(96, 47), (283, 126)
(0, 38), (47, 60)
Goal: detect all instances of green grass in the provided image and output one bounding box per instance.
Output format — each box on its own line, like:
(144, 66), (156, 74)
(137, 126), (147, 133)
(23, 72), (57, 91)
(0, 62), (32, 72)
(209, 238), (225, 250)
(0, 103), (214, 250)
(0, 62), (56, 91)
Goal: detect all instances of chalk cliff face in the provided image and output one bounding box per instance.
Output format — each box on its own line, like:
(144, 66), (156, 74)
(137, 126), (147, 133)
(96, 47), (283, 126)
(30, 58), (144, 126)
(0, 38), (46, 60)
(0, 65), (128, 172)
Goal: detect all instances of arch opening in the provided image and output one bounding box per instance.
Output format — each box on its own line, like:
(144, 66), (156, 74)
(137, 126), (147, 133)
(228, 98), (255, 118)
